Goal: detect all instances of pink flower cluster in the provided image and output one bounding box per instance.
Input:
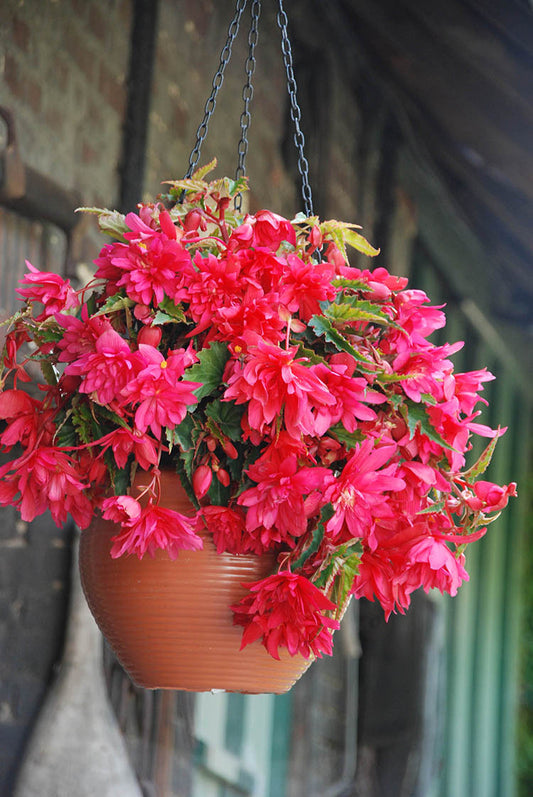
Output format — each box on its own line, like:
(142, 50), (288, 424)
(0, 173), (516, 659)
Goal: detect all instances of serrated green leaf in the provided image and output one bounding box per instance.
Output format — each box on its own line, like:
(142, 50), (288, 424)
(79, 208), (128, 239)
(296, 344), (327, 365)
(93, 293), (134, 317)
(291, 504), (334, 571)
(461, 433), (500, 483)
(158, 296), (187, 322)
(329, 425), (364, 450)
(417, 500), (446, 515)
(344, 228), (380, 257)
(192, 159), (218, 181)
(186, 342), (230, 400)
(332, 277), (373, 292)
(40, 360), (58, 385)
(205, 399), (244, 442)
(403, 400), (456, 452)
(331, 550), (361, 617)
(308, 314), (374, 368)
(326, 299), (393, 327)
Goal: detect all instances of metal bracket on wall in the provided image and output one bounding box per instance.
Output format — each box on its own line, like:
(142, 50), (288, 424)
(0, 106), (81, 232)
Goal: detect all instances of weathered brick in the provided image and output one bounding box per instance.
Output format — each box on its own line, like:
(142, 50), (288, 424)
(12, 15), (30, 53)
(65, 23), (97, 81)
(98, 61), (126, 116)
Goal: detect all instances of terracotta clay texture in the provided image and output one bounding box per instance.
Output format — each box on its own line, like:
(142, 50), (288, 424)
(78, 473), (313, 692)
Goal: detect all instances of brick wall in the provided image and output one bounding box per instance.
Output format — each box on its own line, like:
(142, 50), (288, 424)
(0, 3), (133, 793)
(0, 0), (131, 208)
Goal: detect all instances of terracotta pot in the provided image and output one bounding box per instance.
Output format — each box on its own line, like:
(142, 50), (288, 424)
(79, 472), (313, 693)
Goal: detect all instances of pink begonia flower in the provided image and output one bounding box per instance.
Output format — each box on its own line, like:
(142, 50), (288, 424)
(186, 251), (248, 335)
(224, 339), (336, 439)
(463, 480), (517, 513)
(121, 344), (200, 437)
(324, 440), (405, 543)
(70, 328), (136, 406)
(0, 448), (93, 529)
(97, 428), (159, 471)
(215, 290), (286, 348)
(103, 496), (203, 559)
(238, 446), (331, 541)
(453, 368), (495, 415)
(231, 571), (340, 660)
(201, 505), (271, 555)
(56, 309), (115, 364)
(251, 210), (296, 250)
(312, 362), (386, 435)
(389, 289), (447, 351)
(0, 389), (49, 450)
(405, 536), (469, 597)
(17, 261), (78, 320)
(278, 254), (337, 321)
(392, 342), (463, 404)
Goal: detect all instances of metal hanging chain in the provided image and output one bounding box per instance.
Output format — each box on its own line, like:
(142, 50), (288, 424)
(277, 0), (315, 218)
(184, 0), (248, 180)
(234, 0), (262, 211)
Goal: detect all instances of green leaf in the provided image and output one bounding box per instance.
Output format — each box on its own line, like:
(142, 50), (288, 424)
(332, 277), (373, 292)
(77, 207), (129, 239)
(155, 296), (187, 324)
(326, 299), (394, 327)
(344, 228), (380, 257)
(192, 159), (218, 180)
(186, 342), (231, 400)
(205, 399), (244, 442)
(331, 550), (361, 617)
(319, 220), (379, 261)
(112, 464), (131, 496)
(308, 314), (374, 368)
(417, 500), (446, 515)
(207, 475), (231, 505)
(461, 433), (501, 483)
(93, 293), (134, 317)
(295, 343), (327, 365)
(403, 400), (456, 452)
(40, 360), (58, 385)
(329, 425), (364, 450)
(291, 504), (334, 571)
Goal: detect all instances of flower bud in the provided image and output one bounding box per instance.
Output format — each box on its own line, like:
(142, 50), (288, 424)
(183, 210), (203, 232)
(216, 468), (230, 487)
(137, 325), (162, 347)
(221, 439), (238, 459)
(193, 464), (212, 499)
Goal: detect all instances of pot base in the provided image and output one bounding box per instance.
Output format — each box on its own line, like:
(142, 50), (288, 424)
(79, 477), (313, 693)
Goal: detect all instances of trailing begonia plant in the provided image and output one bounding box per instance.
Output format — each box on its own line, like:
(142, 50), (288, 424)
(0, 164), (516, 661)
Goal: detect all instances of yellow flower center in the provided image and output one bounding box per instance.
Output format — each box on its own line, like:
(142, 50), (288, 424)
(160, 360), (168, 369)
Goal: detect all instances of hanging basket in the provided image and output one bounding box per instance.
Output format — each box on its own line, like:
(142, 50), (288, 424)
(79, 471), (313, 692)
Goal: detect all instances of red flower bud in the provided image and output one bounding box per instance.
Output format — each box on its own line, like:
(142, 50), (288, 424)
(183, 210), (203, 232)
(193, 464), (212, 499)
(221, 439), (238, 459)
(137, 326), (162, 347)
(216, 468), (230, 487)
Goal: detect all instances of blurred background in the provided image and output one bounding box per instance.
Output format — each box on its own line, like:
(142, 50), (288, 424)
(0, 1), (531, 796)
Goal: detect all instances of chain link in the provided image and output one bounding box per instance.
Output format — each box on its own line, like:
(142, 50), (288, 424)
(234, 0), (262, 211)
(184, 0), (248, 180)
(277, 0), (315, 218)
